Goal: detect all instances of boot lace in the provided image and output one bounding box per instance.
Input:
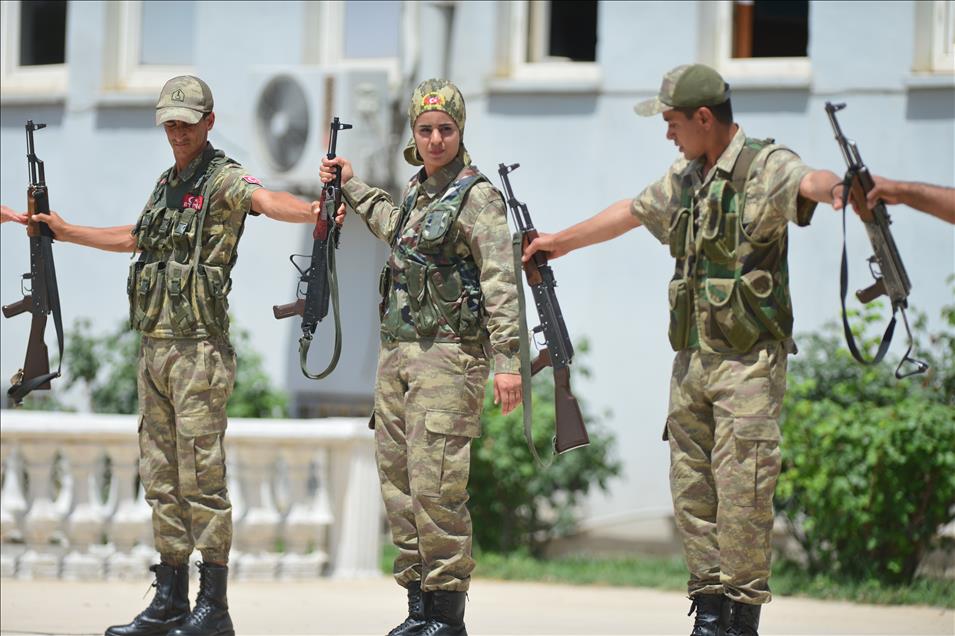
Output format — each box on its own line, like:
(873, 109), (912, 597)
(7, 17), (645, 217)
(182, 563), (217, 626)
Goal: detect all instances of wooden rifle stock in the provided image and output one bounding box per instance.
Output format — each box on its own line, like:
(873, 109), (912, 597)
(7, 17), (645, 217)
(553, 366), (588, 454)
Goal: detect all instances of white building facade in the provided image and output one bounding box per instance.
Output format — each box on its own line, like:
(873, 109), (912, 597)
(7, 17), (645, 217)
(1, 1), (953, 550)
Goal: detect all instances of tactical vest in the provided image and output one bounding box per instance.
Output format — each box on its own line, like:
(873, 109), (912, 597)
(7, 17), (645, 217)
(378, 166), (488, 343)
(127, 145), (241, 338)
(667, 138), (795, 354)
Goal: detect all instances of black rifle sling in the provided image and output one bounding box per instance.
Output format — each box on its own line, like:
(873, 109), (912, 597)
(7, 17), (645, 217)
(299, 230), (342, 380)
(838, 170), (896, 366)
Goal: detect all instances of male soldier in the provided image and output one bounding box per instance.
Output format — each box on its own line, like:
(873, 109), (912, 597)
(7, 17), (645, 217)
(321, 79), (522, 636)
(863, 176), (955, 224)
(524, 64), (846, 636)
(18, 76), (331, 636)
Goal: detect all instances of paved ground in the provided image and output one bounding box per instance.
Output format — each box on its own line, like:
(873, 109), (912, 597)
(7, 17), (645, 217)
(1, 576), (952, 635)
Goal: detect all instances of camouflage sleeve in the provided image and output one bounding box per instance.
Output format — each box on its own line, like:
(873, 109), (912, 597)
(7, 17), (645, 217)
(630, 159), (685, 245)
(208, 163), (262, 222)
(741, 146), (817, 241)
(458, 183), (521, 374)
(342, 177), (403, 243)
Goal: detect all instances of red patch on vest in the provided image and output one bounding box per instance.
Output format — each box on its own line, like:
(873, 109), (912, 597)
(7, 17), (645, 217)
(241, 175), (262, 185)
(182, 194), (204, 210)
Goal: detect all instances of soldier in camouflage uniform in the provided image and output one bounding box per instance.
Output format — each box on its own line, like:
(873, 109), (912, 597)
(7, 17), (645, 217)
(320, 79), (523, 636)
(524, 64), (849, 636)
(29, 75), (328, 636)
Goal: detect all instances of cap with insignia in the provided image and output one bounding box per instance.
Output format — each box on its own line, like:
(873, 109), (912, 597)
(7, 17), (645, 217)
(634, 64), (730, 117)
(155, 75), (214, 126)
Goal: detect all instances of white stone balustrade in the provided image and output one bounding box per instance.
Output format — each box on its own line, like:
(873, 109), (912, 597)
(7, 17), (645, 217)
(0, 410), (381, 580)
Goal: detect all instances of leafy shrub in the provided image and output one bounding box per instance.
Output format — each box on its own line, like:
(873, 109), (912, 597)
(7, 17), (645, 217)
(469, 342), (622, 555)
(776, 291), (955, 584)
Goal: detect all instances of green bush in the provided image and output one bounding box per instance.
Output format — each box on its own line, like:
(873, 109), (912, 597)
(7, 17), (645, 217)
(776, 291), (955, 584)
(469, 341), (622, 556)
(16, 317), (287, 417)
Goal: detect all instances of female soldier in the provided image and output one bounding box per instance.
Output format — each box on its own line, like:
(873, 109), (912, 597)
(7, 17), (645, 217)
(320, 79), (522, 636)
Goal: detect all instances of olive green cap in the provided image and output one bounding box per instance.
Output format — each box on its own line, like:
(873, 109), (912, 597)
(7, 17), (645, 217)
(634, 64), (730, 117)
(155, 75), (214, 125)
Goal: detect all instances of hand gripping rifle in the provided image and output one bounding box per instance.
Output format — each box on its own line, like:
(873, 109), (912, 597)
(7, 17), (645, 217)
(825, 102), (928, 379)
(498, 163), (589, 465)
(2, 121), (65, 405)
(273, 117), (352, 379)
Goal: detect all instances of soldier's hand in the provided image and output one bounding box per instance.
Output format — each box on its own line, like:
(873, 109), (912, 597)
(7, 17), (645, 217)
(493, 372), (522, 415)
(320, 156), (354, 186)
(522, 232), (566, 262)
(1, 204), (28, 225)
(866, 175), (903, 208)
(335, 203), (346, 226)
(29, 210), (67, 238)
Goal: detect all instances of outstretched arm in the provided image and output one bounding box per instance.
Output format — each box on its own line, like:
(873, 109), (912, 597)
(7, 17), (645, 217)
(252, 189), (328, 224)
(28, 210), (136, 252)
(523, 198), (640, 262)
(866, 176), (955, 225)
(1, 205), (28, 225)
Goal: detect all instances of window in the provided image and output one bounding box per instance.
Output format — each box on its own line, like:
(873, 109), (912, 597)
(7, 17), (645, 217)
(704, 0), (810, 81)
(914, 1), (955, 74)
(104, 0), (196, 93)
(500, 0), (600, 86)
(0, 0), (69, 95)
(304, 0), (401, 84)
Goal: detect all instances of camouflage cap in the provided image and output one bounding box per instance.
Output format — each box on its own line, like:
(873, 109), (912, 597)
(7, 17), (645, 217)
(404, 78), (468, 166)
(156, 75), (214, 126)
(634, 64), (730, 117)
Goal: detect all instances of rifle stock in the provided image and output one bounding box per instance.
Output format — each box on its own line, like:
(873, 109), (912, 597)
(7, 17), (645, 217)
(553, 367), (588, 454)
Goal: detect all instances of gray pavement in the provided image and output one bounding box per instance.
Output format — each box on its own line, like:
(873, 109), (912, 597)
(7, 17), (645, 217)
(1, 576), (952, 635)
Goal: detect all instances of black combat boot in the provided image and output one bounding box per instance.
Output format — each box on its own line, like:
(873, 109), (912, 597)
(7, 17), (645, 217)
(105, 563), (190, 636)
(386, 581), (428, 636)
(725, 600), (761, 636)
(168, 562), (234, 636)
(688, 593), (729, 636)
(419, 590), (467, 636)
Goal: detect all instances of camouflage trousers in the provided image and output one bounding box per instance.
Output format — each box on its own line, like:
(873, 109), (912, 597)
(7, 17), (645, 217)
(373, 340), (489, 593)
(138, 336), (236, 565)
(666, 342), (787, 605)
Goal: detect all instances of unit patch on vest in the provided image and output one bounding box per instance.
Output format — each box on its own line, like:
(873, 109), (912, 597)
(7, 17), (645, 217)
(182, 193), (204, 210)
(241, 175), (262, 185)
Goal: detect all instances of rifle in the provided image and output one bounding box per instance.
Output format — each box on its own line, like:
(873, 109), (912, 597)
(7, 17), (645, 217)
(273, 116), (352, 379)
(498, 162), (589, 465)
(2, 121), (65, 405)
(824, 102), (928, 379)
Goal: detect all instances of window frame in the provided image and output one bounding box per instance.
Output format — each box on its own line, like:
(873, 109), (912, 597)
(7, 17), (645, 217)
(914, 0), (955, 74)
(705, 0), (811, 82)
(103, 0), (196, 94)
(503, 0), (600, 84)
(0, 0), (69, 97)
(303, 0), (400, 86)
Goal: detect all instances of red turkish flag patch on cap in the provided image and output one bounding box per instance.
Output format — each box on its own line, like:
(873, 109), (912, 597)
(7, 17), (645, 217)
(241, 175), (262, 185)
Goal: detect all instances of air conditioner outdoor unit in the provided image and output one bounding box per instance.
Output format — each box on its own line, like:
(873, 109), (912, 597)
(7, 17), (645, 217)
(249, 67), (390, 196)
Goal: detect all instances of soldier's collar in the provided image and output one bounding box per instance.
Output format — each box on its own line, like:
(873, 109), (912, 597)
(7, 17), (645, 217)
(698, 126), (746, 186)
(419, 155), (466, 199)
(171, 142), (215, 185)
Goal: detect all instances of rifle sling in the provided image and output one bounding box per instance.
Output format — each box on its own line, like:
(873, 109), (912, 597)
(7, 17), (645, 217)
(838, 170), (896, 367)
(512, 232), (551, 468)
(299, 226), (343, 380)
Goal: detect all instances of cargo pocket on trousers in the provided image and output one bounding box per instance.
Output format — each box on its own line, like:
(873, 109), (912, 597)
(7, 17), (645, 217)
(727, 416), (780, 508)
(193, 433), (227, 497)
(415, 409), (481, 498)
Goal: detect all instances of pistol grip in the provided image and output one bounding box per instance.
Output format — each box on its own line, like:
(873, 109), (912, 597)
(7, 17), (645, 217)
(273, 299), (305, 320)
(856, 278), (887, 304)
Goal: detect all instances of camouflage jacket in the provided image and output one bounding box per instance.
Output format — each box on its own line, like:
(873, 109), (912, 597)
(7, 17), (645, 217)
(128, 142), (262, 338)
(631, 127), (817, 354)
(342, 156), (521, 374)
